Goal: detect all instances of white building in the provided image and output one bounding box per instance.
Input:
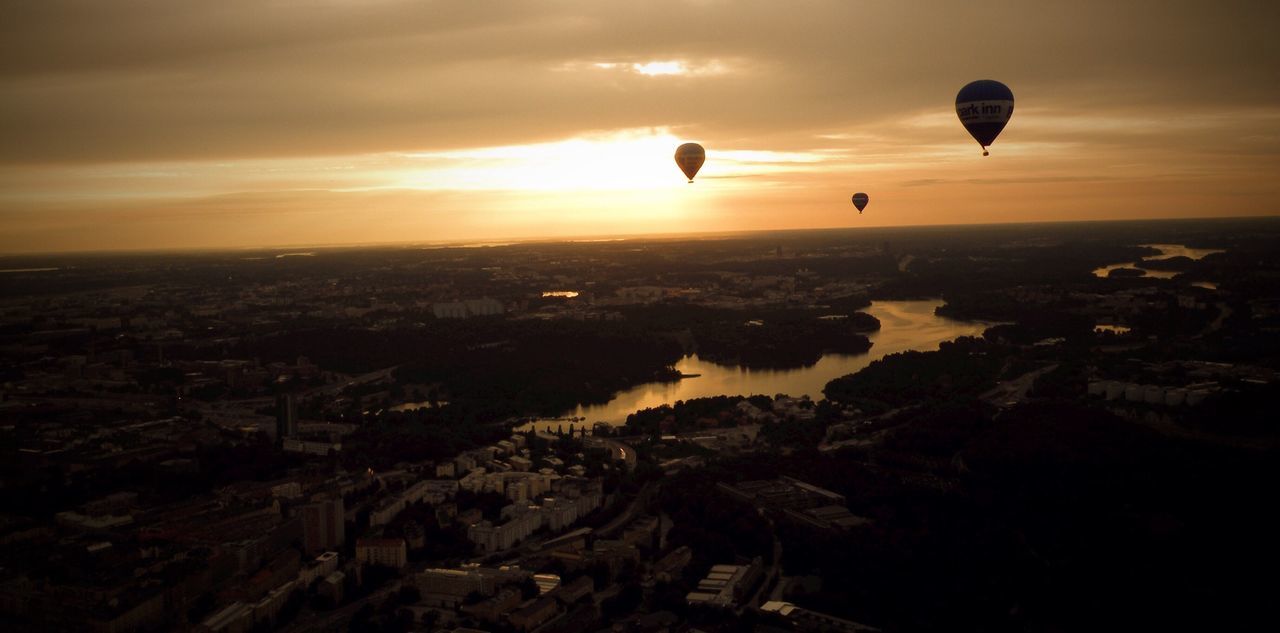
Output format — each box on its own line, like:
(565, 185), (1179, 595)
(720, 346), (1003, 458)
(356, 538), (408, 569)
(282, 438), (341, 456)
(415, 565), (530, 608)
(298, 551), (340, 587)
(468, 505), (541, 553)
(459, 469), (488, 493)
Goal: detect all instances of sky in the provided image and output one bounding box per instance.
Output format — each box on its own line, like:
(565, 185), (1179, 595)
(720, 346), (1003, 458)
(2, 0), (1278, 253)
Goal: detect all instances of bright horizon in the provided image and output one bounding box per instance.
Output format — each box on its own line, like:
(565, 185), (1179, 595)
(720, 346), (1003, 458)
(3, 1), (1278, 253)
(4, 215), (1272, 259)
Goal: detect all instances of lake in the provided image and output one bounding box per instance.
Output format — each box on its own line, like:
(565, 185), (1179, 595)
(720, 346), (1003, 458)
(521, 299), (989, 428)
(1092, 243), (1225, 280)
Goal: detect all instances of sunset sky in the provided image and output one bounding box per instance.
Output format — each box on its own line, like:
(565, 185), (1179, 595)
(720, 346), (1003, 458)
(3, 0), (1278, 253)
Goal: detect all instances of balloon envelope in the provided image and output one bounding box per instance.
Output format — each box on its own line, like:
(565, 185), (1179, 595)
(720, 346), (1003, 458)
(955, 80), (1014, 154)
(851, 193), (869, 213)
(674, 143), (706, 182)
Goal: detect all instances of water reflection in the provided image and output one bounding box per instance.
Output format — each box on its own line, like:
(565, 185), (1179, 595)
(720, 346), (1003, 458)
(523, 299), (989, 428)
(1094, 324), (1132, 334)
(1092, 244), (1224, 280)
(388, 400), (449, 412)
(1092, 263), (1177, 279)
(1138, 244), (1225, 260)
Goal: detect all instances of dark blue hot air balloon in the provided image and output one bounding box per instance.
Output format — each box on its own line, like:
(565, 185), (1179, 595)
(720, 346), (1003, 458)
(851, 192), (869, 214)
(955, 80), (1014, 156)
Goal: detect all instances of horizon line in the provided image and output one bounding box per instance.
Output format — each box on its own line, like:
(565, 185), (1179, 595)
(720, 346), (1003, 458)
(3, 213), (1277, 258)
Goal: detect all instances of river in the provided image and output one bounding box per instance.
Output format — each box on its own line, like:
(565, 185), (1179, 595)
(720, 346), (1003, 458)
(521, 299), (989, 428)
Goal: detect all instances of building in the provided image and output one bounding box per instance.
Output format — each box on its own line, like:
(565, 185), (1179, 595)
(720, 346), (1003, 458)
(506, 480), (529, 504)
(410, 479), (460, 504)
(784, 505), (872, 531)
(623, 515), (659, 548)
(404, 521), (426, 549)
(455, 452), (478, 474)
(200, 602), (254, 633)
(415, 566), (530, 608)
(457, 507), (483, 527)
(270, 482), (302, 500)
(319, 572), (344, 604)
(686, 558), (763, 608)
(435, 461), (456, 478)
(719, 476), (846, 511)
(592, 539), (641, 574)
(371, 479), (459, 528)
(275, 393), (297, 440)
(532, 573), (561, 595)
(298, 551), (340, 587)
(435, 502), (459, 526)
(540, 497), (585, 533)
(760, 601), (881, 632)
(467, 506), (541, 553)
(554, 575), (595, 604)
(652, 546), (692, 583)
(460, 587), (522, 623)
(459, 469), (487, 493)
(281, 438), (341, 456)
(299, 497), (345, 554)
(356, 538), (407, 569)
(433, 298), (503, 319)
(508, 596), (560, 631)
(369, 496), (407, 528)
(252, 580), (297, 628)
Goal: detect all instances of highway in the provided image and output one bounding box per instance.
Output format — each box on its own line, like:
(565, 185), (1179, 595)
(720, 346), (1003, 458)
(601, 438), (637, 471)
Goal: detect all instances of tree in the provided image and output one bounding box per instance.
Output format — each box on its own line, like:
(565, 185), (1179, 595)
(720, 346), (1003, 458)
(347, 604), (375, 633)
(397, 585), (421, 606)
(519, 576), (540, 600)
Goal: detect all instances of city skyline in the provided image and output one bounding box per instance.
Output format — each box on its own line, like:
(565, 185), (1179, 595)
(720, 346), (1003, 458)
(3, 0), (1278, 253)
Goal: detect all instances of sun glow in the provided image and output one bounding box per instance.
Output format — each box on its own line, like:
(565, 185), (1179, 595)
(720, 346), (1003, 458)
(569, 59), (731, 77)
(396, 130), (688, 191)
(394, 129), (829, 192)
(632, 61), (686, 76)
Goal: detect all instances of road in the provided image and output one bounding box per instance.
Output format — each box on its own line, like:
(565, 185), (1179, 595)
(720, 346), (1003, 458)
(596, 482), (656, 538)
(980, 364), (1058, 408)
(191, 364), (400, 425)
(304, 365), (400, 399)
(601, 438), (637, 472)
(282, 582), (400, 633)
(746, 518), (784, 609)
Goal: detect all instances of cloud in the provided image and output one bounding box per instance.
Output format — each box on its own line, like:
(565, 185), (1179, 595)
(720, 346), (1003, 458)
(4, 0), (1277, 164)
(1, 0), (1278, 251)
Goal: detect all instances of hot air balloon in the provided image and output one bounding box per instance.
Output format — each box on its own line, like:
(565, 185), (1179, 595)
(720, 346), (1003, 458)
(851, 192), (869, 214)
(955, 80), (1014, 156)
(674, 143), (705, 183)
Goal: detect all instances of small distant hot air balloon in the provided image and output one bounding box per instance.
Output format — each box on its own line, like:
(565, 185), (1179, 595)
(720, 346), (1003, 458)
(851, 192), (869, 214)
(955, 80), (1014, 156)
(674, 143), (706, 183)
